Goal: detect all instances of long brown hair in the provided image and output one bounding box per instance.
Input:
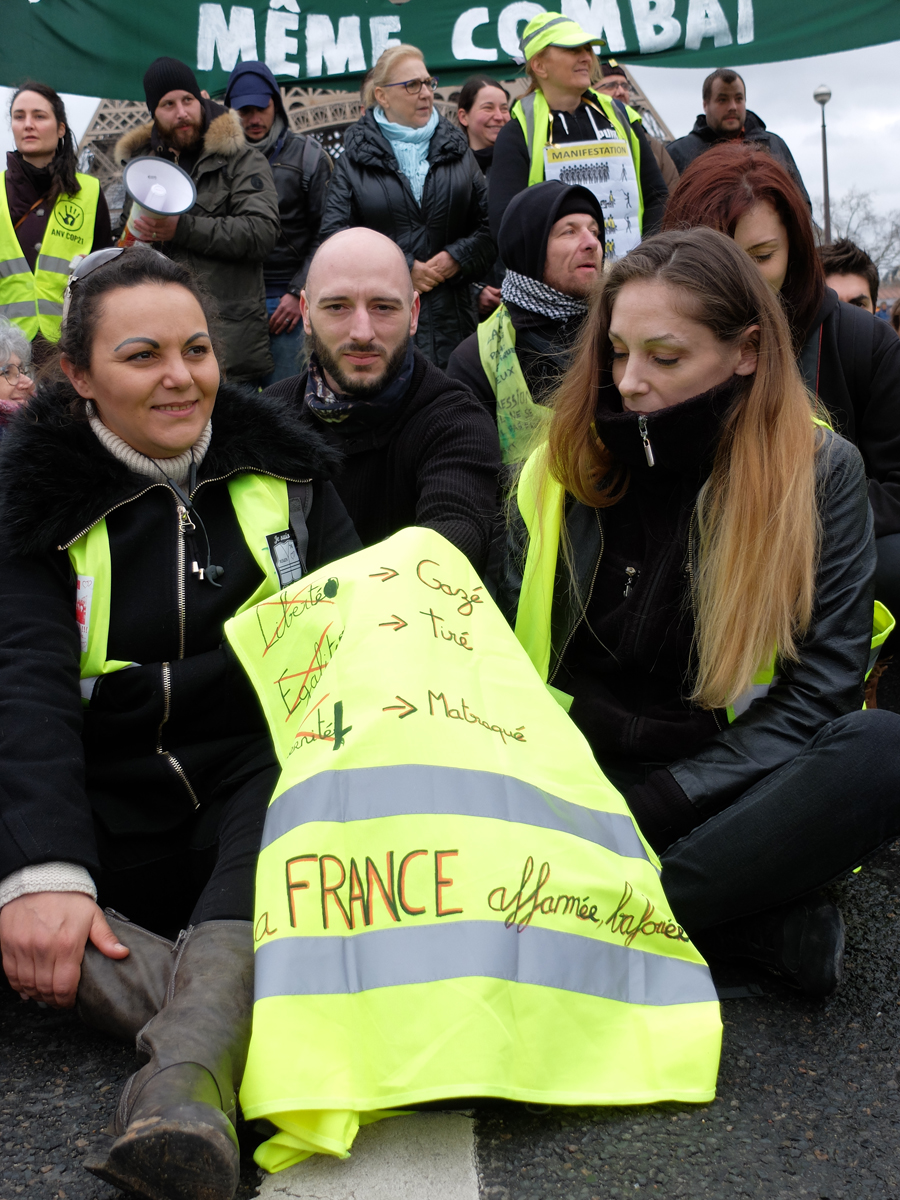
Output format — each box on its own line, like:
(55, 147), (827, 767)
(11, 83), (79, 207)
(548, 227), (820, 709)
(661, 144), (824, 351)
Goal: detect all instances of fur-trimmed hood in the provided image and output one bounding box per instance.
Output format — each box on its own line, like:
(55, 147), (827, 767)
(115, 101), (246, 168)
(0, 381), (342, 557)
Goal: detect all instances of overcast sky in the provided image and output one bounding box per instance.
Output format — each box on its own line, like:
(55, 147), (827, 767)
(1, 38), (898, 217)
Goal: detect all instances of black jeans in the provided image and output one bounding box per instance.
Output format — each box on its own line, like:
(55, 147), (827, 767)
(655, 710), (900, 932)
(94, 764), (279, 936)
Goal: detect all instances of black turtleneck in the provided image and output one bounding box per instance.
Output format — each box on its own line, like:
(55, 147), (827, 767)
(557, 375), (749, 837)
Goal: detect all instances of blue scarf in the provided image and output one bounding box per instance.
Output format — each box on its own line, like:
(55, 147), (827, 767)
(373, 106), (439, 204)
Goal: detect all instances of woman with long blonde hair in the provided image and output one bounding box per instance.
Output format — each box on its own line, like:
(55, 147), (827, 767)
(508, 226), (900, 996)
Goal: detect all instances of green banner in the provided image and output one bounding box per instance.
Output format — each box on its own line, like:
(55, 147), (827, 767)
(6, 0), (900, 102)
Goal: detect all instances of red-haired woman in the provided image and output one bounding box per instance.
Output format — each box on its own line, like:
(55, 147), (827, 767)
(663, 145), (900, 688)
(506, 227), (900, 997)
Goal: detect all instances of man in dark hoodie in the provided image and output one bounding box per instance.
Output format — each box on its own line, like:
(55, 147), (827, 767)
(116, 58), (280, 383)
(666, 68), (810, 207)
(446, 181), (602, 469)
(225, 62), (332, 385)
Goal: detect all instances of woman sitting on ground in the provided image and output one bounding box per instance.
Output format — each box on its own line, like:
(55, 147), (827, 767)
(0, 245), (358, 1200)
(507, 227), (900, 997)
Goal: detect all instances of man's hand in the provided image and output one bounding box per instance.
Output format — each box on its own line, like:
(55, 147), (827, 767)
(478, 285), (502, 316)
(423, 250), (460, 281)
(132, 212), (180, 244)
(0, 893), (128, 1009)
(269, 293), (302, 335)
(411, 260), (445, 294)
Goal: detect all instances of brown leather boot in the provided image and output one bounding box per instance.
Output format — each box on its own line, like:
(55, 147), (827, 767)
(77, 909), (176, 1043)
(85, 920), (253, 1200)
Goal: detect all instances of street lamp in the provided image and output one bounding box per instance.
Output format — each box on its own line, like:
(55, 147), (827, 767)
(814, 84), (832, 243)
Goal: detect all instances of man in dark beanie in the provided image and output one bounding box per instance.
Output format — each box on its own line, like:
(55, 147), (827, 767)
(225, 61), (332, 385)
(114, 57), (280, 384)
(594, 60), (679, 190)
(446, 181), (602, 469)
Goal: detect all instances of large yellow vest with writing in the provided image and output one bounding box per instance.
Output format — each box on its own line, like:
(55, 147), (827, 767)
(226, 526), (722, 1174)
(513, 89), (644, 230)
(66, 474), (297, 694)
(512, 448), (894, 716)
(476, 303), (551, 466)
(0, 173), (99, 342)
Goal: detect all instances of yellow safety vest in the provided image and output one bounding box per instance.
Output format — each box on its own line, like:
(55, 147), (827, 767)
(476, 304), (551, 466)
(513, 89), (644, 231)
(66, 473), (299, 695)
(226, 526), (722, 1173)
(513, 447), (895, 714)
(0, 172), (99, 342)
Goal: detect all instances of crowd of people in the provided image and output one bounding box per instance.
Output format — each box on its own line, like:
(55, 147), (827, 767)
(1, 14), (900, 1200)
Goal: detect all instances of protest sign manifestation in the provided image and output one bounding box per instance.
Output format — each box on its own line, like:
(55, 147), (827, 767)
(7, 0), (900, 100)
(223, 526), (722, 1171)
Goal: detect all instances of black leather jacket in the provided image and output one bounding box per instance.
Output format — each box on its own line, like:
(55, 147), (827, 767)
(264, 128), (332, 293)
(504, 428), (875, 818)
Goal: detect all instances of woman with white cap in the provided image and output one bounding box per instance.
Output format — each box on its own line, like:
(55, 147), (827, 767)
(488, 12), (667, 260)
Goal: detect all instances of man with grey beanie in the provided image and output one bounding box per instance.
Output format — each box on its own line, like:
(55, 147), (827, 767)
(115, 57), (280, 384)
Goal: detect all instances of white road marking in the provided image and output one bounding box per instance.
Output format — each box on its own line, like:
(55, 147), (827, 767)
(258, 1112), (481, 1200)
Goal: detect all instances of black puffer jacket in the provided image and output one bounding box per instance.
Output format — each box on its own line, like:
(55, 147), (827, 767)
(504, 387), (874, 827)
(0, 382), (360, 881)
(799, 287), (900, 538)
(318, 111), (495, 369)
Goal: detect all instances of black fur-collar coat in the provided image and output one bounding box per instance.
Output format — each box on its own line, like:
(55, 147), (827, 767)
(0, 381), (359, 883)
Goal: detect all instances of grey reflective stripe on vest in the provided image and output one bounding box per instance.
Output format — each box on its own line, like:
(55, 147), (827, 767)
(519, 91), (536, 154)
(730, 678), (778, 718)
(37, 299), (64, 316)
(520, 14), (572, 55)
(0, 301), (38, 318)
(262, 764), (650, 862)
(37, 254), (74, 276)
(254, 920), (717, 1007)
(0, 257), (29, 279)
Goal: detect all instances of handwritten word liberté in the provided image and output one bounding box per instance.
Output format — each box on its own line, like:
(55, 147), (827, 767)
(255, 576), (339, 656)
(428, 690), (525, 743)
(285, 849), (462, 930)
(488, 857), (689, 944)
(416, 559), (483, 616)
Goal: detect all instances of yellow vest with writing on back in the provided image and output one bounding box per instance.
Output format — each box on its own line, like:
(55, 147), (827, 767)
(225, 526), (722, 1173)
(476, 303), (551, 466)
(0, 173), (99, 342)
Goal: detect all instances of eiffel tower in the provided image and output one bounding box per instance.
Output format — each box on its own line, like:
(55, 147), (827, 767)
(76, 67), (672, 224)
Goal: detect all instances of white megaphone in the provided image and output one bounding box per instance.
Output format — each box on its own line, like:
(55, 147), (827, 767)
(119, 157), (197, 247)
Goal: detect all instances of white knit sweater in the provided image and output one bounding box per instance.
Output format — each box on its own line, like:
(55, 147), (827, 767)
(0, 411), (213, 909)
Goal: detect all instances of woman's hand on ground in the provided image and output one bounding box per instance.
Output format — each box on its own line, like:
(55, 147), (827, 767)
(0, 893), (129, 1009)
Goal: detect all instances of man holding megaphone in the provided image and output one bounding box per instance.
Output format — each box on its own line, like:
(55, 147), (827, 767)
(115, 58), (280, 385)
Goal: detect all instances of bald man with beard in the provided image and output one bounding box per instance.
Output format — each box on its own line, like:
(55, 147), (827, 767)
(263, 228), (501, 573)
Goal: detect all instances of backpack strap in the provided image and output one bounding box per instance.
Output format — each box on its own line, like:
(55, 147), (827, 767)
(299, 135), (331, 193)
(286, 480), (314, 573)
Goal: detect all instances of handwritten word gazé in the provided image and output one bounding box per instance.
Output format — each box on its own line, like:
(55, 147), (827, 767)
(285, 849), (463, 930)
(416, 559), (483, 616)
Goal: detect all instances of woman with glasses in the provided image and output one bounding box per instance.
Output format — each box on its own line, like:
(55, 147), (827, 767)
(0, 245), (359, 1200)
(1, 82), (112, 365)
(319, 44), (494, 369)
(0, 318), (36, 434)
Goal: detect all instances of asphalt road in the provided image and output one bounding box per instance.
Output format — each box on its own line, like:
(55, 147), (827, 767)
(3, 676), (900, 1200)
